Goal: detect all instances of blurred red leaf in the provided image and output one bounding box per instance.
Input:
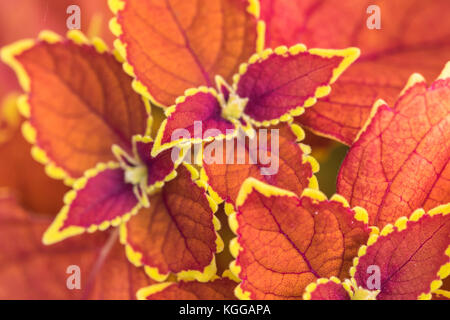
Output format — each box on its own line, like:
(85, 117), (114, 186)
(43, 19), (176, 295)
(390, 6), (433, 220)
(0, 192), (153, 299)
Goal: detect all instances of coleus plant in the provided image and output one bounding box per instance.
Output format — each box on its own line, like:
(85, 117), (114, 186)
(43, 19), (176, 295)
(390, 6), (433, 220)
(0, 0), (448, 300)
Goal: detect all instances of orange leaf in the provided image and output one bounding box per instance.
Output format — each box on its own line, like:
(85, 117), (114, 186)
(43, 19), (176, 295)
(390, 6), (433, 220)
(111, 0), (259, 107)
(121, 164), (221, 282)
(337, 67), (450, 228)
(0, 192), (153, 299)
(0, 95), (68, 214)
(1, 31), (150, 182)
(352, 205), (450, 300)
(303, 278), (351, 300)
(202, 124), (317, 206)
(231, 179), (370, 299)
(137, 278), (237, 300)
(261, 0), (450, 144)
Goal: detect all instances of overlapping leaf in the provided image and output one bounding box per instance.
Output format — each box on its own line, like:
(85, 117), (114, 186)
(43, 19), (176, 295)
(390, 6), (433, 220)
(137, 278), (237, 300)
(303, 205), (450, 300)
(153, 88), (237, 155)
(152, 45), (359, 155)
(338, 67), (450, 228)
(202, 124), (317, 206)
(231, 179), (370, 299)
(121, 165), (221, 282)
(110, 0), (259, 107)
(0, 192), (153, 299)
(1, 31), (150, 181)
(261, 0), (450, 144)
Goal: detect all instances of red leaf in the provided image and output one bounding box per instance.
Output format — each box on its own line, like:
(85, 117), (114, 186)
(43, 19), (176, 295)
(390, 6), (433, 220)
(43, 163), (140, 245)
(303, 278), (350, 300)
(0, 192), (152, 299)
(111, 0), (259, 107)
(432, 277), (450, 300)
(352, 205), (450, 300)
(202, 124), (317, 206)
(1, 31), (150, 181)
(236, 46), (359, 124)
(261, 0), (450, 144)
(231, 179), (370, 299)
(153, 89), (237, 156)
(337, 68), (450, 228)
(121, 164), (221, 282)
(137, 278), (237, 300)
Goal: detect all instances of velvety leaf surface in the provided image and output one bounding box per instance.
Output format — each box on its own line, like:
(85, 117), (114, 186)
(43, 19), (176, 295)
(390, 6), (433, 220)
(202, 125), (314, 204)
(122, 165), (218, 281)
(237, 47), (358, 123)
(3, 37), (149, 179)
(114, 0), (258, 106)
(153, 90), (236, 155)
(261, 0), (450, 144)
(0, 193), (152, 299)
(354, 208), (450, 300)
(233, 180), (369, 299)
(307, 280), (350, 300)
(43, 164), (140, 245)
(338, 73), (450, 227)
(138, 278), (237, 300)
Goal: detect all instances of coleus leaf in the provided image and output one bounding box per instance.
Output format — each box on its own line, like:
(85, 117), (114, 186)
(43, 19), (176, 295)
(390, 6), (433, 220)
(137, 278), (237, 300)
(337, 66), (450, 228)
(0, 30), (150, 183)
(0, 192), (153, 299)
(230, 178), (370, 299)
(432, 277), (450, 300)
(201, 124), (318, 207)
(109, 0), (260, 107)
(43, 135), (179, 245)
(261, 0), (450, 144)
(121, 164), (222, 282)
(0, 95), (68, 214)
(352, 205), (450, 300)
(304, 204), (450, 300)
(43, 162), (140, 245)
(152, 45), (359, 155)
(303, 277), (351, 300)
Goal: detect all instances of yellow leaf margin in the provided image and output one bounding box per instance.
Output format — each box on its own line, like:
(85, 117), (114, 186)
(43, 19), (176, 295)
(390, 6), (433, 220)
(119, 163), (224, 283)
(349, 203), (450, 300)
(198, 121), (320, 216)
(42, 161), (142, 245)
(233, 44), (360, 127)
(229, 178), (370, 300)
(0, 29), (153, 186)
(108, 0), (265, 109)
